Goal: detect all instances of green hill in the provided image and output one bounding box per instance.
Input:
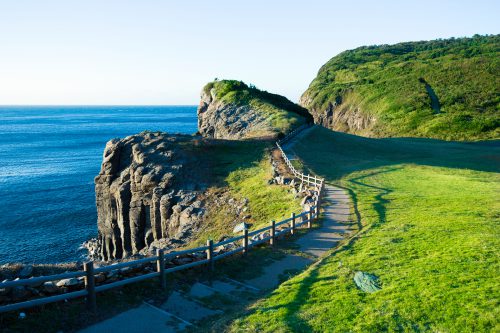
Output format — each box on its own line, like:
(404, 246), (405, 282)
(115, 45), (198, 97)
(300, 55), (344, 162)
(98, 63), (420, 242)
(300, 35), (500, 140)
(198, 80), (312, 139)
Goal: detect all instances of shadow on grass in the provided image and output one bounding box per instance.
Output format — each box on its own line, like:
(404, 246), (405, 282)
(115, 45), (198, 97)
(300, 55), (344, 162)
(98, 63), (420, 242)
(294, 126), (500, 183)
(257, 267), (321, 332)
(347, 167), (400, 227)
(192, 138), (273, 188)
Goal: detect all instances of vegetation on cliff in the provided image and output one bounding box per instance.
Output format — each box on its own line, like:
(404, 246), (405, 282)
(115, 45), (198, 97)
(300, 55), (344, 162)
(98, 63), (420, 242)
(199, 80), (311, 139)
(231, 126), (499, 332)
(184, 140), (301, 247)
(301, 35), (500, 140)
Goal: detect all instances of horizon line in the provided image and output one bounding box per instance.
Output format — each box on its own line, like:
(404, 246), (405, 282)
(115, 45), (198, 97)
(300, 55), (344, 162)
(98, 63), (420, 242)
(0, 104), (199, 107)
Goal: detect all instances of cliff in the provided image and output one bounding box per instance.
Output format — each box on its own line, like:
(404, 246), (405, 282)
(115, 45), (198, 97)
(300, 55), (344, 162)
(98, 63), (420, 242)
(198, 80), (312, 139)
(94, 132), (213, 260)
(94, 79), (312, 260)
(300, 35), (500, 140)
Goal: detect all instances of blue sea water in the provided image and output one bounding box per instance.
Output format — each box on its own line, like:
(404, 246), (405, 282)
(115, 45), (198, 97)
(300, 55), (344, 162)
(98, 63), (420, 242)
(0, 106), (198, 264)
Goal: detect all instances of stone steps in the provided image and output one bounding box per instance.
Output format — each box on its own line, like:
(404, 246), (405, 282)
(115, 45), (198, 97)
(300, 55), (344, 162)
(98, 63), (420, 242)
(148, 277), (260, 326)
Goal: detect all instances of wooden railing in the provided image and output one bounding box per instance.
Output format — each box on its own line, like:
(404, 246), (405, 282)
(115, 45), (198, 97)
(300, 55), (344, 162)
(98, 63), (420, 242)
(0, 125), (324, 314)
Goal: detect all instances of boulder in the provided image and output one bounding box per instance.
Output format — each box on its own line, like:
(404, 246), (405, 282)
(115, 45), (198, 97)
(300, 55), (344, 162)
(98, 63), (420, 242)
(233, 222), (249, 234)
(197, 80), (311, 139)
(56, 278), (79, 287)
(42, 282), (59, 294)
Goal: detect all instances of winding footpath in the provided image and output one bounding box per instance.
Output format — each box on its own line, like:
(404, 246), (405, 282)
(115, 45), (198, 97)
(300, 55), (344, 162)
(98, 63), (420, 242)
(79, 127), (353, 333)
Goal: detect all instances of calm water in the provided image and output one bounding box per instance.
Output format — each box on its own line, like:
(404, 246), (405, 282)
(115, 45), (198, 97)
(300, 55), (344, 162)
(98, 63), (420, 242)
(0, 106), (197, 264)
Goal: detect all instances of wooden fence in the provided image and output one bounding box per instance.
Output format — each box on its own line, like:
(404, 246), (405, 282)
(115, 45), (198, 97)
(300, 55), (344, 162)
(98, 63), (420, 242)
(0, 125), (324, 314)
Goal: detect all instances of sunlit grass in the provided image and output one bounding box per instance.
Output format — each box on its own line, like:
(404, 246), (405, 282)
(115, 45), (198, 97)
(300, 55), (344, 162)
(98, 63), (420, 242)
(230, 127), (500, 332)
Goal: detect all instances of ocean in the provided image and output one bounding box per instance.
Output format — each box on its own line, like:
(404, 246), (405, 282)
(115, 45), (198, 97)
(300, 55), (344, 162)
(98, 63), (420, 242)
(0, 106), (198, 264)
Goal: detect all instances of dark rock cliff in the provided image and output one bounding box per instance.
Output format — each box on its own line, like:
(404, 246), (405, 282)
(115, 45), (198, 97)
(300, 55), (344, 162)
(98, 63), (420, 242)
(94, 132), (209, 260)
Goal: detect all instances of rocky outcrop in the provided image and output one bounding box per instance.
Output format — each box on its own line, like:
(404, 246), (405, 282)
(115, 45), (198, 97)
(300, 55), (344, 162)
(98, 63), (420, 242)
(198, 89), (270, 139)
(94, 81), (313, 261)
(198, 80), (311, 139)
(95, 132), (209, 260)
(300, 91), (376, 135)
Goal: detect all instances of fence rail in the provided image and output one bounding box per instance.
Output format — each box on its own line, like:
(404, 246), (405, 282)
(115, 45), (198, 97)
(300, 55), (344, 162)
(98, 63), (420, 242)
(0, 124), (325, 314)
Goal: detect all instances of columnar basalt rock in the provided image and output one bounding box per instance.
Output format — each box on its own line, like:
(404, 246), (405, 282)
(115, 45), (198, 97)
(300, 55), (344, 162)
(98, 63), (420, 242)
(94, 132), (208, 260)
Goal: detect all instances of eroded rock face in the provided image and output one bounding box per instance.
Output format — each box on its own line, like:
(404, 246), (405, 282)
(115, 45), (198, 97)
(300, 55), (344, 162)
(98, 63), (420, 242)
(95, 132), (208, 260)
(197, 87), (272, 140)
(300, 92), (376, 135)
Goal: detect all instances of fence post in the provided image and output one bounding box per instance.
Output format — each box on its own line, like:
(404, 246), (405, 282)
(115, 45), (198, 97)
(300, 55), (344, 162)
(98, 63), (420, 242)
(308, 208), (313, 229)
(156, 249), (166, 290)
(84, 261), (96, 312)
(270, 220), (276, 246)
(291, 212), (296, 235)
(206, 239), (214, 271)
(243, 229), (249, 254)
(316, 183), (322, 214)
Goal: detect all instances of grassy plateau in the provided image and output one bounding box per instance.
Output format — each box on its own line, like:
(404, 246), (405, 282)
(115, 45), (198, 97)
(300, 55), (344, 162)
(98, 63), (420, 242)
(230, 126), (499, 332)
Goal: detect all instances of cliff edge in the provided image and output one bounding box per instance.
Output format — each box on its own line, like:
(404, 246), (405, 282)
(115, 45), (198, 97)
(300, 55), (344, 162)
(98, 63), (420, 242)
(94, 132), (213, 260)
(198, 80), (312, 139)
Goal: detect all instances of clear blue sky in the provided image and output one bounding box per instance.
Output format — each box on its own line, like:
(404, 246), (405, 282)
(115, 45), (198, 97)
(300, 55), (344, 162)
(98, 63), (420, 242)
(0, 0), (498, 105)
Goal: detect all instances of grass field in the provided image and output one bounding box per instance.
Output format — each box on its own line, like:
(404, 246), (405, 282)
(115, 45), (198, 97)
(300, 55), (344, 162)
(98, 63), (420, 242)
(230, 126), (500, 332)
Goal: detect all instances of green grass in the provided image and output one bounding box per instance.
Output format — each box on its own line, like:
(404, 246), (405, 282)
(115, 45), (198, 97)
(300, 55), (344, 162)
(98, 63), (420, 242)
(185, 139), (301, 246)
(230, 126), (500, 332)
(301, 34), (500, 140)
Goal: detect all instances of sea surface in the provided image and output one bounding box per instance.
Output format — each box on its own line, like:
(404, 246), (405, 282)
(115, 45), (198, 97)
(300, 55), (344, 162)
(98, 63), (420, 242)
(0, 106), (198, 264)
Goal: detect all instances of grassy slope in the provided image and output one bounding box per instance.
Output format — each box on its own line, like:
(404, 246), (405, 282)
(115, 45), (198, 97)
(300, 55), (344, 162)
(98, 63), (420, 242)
(204, 80), (311, 136)
(301, 35), (500, 140)
(183, 139), (301, 246)
(230, 126), (500, 332)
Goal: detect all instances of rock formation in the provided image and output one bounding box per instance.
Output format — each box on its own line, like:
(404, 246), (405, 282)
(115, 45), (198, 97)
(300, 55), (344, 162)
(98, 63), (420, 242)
(198, 80), (311, 139)
(300, 91), (376, 135)
(94, 80), (313, 261)
(198, 89), (268, 139)
(95, 132), (209, 260)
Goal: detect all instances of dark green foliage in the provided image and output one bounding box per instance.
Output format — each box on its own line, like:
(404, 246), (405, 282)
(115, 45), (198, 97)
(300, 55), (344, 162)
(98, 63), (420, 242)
(303, 34), (500, 140)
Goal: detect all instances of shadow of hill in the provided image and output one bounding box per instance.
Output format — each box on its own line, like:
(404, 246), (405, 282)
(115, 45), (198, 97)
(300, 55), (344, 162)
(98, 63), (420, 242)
(293, 126), (500, 181)
(190, 138), (273, 187)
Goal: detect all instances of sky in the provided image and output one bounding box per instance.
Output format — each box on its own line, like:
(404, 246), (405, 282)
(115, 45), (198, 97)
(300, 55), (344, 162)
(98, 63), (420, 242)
(0, 0), (498, 105)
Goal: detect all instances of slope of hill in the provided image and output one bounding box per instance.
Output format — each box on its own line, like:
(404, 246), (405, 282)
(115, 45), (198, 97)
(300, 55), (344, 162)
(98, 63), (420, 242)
(230, 126), (500, 332)
(300, 35), (500, 140)
(199, 80), (312, 139)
